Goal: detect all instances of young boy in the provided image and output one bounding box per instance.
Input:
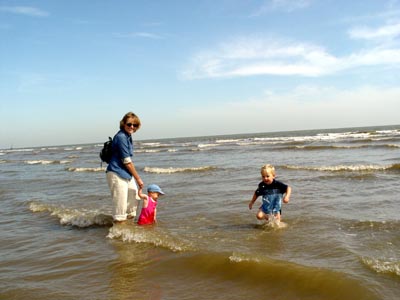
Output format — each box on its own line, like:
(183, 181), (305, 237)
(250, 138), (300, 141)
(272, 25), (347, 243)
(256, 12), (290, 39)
(248, 164), (291, 223)
(137, 184), (165, 225)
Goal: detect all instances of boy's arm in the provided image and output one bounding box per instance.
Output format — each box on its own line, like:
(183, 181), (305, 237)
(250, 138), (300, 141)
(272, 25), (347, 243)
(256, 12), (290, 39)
(249, 192), (258, 210)
(283, 186), (291, 203)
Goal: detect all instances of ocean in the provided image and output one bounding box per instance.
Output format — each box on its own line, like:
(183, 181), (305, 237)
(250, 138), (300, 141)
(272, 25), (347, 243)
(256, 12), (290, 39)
(0, 125), (399, 300)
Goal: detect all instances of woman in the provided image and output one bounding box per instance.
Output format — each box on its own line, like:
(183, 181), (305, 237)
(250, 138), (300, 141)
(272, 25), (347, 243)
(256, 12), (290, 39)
(106, 112), (144, 224)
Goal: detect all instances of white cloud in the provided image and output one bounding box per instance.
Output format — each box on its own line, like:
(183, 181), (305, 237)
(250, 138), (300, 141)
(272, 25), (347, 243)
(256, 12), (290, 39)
(349, 22), (400, 40)
(182, 37), (331, 78)
(182, 32), (400, 79)
(346, 48), (400, 67)
(0, 6), (49, 17)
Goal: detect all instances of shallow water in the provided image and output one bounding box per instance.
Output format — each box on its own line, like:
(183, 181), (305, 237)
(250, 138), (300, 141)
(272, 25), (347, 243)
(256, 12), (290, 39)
(1, 125), (399, 299)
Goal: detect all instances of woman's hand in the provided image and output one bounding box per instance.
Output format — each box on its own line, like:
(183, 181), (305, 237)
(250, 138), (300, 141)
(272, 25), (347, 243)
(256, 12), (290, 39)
(136, 178), (144, 189)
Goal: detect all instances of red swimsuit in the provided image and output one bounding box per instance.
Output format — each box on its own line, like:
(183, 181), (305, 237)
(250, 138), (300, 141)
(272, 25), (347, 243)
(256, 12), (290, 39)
(137, 196), (157, 225)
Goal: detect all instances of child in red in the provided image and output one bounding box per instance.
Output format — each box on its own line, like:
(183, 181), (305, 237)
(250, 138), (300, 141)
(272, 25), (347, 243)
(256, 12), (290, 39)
(137, 184), (165, 225)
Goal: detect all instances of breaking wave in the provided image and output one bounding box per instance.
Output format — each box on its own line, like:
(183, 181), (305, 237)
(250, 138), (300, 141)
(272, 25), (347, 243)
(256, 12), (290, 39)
(144, 166), (216, 174)
(66, 167), (105, 172)
(361, 257), (400, 277)
(25, 160), (70, 165)
(107, 225), (194, 252)
(152, 251), (379, 300)
(284, 163), (400, 172)
(29, 201), (113, 227)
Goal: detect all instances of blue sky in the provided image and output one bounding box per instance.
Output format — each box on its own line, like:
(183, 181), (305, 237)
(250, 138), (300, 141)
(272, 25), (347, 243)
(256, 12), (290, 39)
(1, 0), (400, 148)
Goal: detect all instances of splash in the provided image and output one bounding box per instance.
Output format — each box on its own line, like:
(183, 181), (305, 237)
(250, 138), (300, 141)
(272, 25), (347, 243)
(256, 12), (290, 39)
(107, 225), (193, 252)
(266, 219), (288, 229)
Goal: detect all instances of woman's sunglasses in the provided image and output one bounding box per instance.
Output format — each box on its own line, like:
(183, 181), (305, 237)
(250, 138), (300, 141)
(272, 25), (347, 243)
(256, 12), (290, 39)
(126, 123), (139, 128)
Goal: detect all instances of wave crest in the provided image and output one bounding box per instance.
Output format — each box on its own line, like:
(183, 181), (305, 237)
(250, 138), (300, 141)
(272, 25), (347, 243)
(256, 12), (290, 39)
(144, 166), (216, 174)
(362, 257), (400, 277)
(154, 252), (379, 300)
(66, 167), (105, 172)
(285, 164), (398, 172)
(29, 201), (113, 227)
(25, 160), (70, 165)
(107, 226), (193, 252)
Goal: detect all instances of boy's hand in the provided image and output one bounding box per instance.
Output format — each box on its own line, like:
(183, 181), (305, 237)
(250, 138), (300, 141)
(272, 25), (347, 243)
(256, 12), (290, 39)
(283, 196), (290, 203)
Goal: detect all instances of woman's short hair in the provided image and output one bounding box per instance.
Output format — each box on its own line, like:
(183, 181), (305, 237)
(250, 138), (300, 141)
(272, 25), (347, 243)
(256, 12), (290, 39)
(120, 112), (141, 130)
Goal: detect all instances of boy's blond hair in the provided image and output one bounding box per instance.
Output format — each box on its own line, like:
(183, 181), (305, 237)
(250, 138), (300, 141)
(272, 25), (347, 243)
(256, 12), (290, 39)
(261, 164), (276, 176)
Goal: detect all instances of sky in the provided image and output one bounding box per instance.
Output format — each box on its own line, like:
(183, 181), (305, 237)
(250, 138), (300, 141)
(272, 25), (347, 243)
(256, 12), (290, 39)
(1, 0), (400, 148)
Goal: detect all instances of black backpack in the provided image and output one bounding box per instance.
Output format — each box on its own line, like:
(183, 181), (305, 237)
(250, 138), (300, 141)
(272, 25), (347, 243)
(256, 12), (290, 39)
(99, 137), (113, 165)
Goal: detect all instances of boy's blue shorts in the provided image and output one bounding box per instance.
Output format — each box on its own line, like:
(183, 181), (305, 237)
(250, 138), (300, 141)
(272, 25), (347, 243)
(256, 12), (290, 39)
(260, 194), (282, 214)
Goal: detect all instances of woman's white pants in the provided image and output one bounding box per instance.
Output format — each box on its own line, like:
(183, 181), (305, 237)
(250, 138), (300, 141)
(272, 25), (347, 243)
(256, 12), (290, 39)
(107, 171), (139, 221)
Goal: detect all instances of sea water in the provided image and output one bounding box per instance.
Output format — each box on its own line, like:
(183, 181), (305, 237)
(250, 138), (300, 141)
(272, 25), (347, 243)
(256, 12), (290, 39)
(1, 125), (399, 300)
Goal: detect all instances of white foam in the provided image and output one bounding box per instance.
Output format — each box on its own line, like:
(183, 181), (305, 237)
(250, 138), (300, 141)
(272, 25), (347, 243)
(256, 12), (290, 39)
(198, 143), (218, 148)
(29, 201), (113, 227)
(229, 252), (260, 263)
(25, 160), (70, 165)
(264, 217), (288, 229)
(215, 139), (241, 144)
(362, 257), (400, 277)
(144, 166), (215, 173)
(107, 226), (192, 252)
(66, 167), (105, 172)
(25, 160), (54, 165)
(135, 149), (162, 153)
(285, 164), (390, 172)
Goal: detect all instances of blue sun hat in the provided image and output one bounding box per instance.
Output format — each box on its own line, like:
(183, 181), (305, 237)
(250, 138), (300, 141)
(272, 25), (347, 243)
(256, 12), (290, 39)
(147, 184), (165, 195)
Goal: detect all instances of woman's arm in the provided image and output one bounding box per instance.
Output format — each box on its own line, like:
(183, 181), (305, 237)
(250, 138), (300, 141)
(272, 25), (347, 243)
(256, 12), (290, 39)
(125, 161), (144, 188)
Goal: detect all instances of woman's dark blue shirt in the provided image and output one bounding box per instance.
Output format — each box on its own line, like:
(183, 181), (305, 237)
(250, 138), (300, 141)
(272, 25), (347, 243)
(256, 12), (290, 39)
(106, 130), (133, 180)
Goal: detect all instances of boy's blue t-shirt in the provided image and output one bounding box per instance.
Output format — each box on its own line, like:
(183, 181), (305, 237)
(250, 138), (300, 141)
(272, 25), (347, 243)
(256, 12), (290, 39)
(255, 179), (288, 214)
(106, 130), (134, 180)
(255, 179), (288, 197)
